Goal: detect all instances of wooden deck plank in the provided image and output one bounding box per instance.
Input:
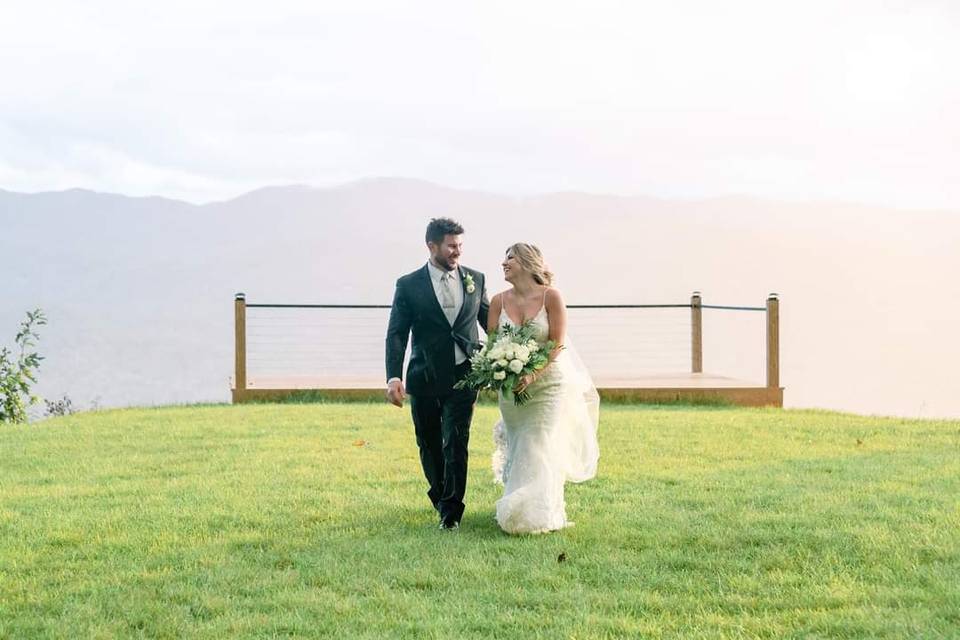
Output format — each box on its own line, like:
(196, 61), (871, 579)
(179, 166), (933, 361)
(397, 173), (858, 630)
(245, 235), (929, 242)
(242, 372), (763, 390)
(232, 372), (784, 407)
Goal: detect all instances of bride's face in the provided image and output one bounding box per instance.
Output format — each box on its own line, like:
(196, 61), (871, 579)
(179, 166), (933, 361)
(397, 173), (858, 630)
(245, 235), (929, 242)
(502, 251), (522, 282)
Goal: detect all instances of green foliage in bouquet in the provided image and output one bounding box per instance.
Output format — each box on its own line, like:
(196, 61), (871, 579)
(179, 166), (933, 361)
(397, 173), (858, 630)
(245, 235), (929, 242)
(454, 320), (558, 405)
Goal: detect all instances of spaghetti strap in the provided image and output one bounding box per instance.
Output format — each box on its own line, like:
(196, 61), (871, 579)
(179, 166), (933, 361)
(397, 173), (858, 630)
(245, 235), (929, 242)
(533, 286), (548, 319)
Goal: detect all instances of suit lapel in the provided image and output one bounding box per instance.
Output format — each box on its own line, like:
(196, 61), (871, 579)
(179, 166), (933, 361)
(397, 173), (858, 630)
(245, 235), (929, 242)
(452, 267), (472, 328)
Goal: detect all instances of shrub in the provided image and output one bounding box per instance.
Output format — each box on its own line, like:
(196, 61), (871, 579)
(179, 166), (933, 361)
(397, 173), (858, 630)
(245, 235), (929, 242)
(44, 394), (75, 418)
(0, 309), (46, 424)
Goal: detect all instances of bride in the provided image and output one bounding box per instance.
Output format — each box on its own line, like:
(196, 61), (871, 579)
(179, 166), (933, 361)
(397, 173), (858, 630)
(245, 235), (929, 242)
(488, 243), (600, 534)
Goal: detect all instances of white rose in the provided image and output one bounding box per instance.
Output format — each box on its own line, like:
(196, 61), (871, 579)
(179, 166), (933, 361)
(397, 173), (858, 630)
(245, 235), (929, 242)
(493, 370), (507, 380)
(487, 348), (502, 360)
(514, 345), (530, 362)
(508, 359), (524, 374)
(526, 339), (538, 350)
(504, 345), (515, 360)
(496, 359), (509, 369)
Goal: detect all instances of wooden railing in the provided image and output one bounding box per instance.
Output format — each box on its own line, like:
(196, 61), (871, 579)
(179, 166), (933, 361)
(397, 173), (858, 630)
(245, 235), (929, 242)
(232, 291), (782, 406)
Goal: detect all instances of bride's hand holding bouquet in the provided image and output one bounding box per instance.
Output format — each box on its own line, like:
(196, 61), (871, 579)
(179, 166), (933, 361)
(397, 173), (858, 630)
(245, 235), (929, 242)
(454, 321), (558, 405)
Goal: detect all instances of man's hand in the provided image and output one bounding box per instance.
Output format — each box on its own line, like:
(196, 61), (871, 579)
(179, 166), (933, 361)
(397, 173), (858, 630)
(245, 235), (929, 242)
(386, 379), (406, 407)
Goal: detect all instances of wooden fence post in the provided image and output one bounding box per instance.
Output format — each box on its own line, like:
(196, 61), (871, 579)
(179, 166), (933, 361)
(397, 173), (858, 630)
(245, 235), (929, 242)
(766, 293), (779, 389)
(234, 293), (247, 400)
(691, 291), (703, 373)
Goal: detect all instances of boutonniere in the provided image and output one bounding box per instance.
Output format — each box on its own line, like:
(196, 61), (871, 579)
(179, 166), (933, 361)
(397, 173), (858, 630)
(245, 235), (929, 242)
(463, 273), (476, 294)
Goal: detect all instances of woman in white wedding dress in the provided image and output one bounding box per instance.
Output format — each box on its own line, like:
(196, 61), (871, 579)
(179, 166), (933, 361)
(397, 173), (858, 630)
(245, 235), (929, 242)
(488, 243), (600, 535)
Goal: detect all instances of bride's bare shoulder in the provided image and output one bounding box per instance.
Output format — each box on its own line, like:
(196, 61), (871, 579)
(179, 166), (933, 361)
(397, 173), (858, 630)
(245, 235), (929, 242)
(544, 286), (565, 306)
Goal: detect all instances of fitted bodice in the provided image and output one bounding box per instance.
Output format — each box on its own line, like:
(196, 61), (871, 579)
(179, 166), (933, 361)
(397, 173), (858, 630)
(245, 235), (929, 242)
(499, 305), (550, 343)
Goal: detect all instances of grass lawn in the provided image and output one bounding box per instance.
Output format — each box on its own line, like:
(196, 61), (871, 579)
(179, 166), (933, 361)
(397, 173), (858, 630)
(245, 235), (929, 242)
(1, 403), (958, 639)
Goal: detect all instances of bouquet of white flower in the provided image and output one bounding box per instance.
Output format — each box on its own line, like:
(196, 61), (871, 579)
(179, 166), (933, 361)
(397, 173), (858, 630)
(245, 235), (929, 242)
(454, 321), (558, 405)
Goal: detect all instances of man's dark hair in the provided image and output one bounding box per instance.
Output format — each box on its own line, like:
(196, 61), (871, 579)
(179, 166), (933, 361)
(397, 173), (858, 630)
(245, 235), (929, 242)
(425, 218), (465, 245)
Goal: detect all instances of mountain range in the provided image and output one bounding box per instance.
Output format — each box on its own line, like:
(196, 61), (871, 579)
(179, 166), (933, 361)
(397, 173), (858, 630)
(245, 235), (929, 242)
(2, 178), (957, 418)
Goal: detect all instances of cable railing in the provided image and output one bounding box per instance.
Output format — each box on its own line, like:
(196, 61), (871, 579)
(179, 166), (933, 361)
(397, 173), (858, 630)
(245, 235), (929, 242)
(233, 291), (780, 404)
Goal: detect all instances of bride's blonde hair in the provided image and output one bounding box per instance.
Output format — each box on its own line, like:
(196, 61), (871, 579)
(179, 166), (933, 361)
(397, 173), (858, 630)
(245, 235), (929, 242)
(506, 243), (554, 286)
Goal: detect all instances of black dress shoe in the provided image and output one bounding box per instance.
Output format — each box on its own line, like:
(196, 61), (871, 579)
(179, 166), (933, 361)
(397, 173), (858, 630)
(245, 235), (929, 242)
(439, 518), (460, 531)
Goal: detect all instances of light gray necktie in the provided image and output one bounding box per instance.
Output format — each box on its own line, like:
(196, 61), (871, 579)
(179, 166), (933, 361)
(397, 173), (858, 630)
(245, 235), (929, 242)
(439, 273), (457, 324)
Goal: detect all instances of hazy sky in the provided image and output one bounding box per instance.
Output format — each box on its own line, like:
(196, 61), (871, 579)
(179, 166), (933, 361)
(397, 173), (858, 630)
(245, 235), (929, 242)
(2, 0), (958, 207)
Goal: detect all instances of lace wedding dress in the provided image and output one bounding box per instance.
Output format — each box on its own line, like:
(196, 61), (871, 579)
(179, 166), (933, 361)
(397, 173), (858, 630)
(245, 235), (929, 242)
(492, 305), (600, 534)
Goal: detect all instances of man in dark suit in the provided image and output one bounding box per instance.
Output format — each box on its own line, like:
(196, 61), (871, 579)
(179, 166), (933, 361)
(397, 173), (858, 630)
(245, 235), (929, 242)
(385, 218), (490, 530)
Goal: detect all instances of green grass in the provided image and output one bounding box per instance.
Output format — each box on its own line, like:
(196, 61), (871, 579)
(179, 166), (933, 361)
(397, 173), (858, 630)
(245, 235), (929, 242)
(1, 404), (958, 639)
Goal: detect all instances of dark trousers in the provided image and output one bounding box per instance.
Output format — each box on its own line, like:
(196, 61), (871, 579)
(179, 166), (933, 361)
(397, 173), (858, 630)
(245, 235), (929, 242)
(409, 362), (477, 524)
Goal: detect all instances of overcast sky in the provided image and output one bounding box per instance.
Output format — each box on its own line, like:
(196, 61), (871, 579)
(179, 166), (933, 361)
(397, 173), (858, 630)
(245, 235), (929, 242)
(1, 0), (958, 208)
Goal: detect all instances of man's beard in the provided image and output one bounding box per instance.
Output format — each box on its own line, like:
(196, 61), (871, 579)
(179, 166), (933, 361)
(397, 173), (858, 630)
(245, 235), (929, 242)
(433, 255), (457, 271)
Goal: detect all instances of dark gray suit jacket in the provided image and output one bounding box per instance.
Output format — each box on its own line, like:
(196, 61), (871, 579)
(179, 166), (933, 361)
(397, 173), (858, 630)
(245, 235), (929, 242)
(385, 264), (490, 396)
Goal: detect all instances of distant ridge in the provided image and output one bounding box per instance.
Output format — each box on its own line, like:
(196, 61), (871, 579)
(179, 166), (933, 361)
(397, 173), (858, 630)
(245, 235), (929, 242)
(2, 177), (957, 214)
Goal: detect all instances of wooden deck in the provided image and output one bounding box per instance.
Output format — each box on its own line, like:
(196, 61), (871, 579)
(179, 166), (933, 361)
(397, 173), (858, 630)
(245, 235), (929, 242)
(232, 372), (783, 407)
(231, 293), (784, 408)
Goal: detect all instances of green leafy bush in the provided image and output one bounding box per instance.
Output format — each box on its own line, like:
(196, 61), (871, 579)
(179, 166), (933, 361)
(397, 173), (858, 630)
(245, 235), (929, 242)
(0, 309), (46, 424)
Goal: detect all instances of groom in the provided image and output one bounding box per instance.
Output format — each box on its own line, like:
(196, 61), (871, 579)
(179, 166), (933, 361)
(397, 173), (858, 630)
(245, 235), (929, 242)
(385, 217), (490, 530)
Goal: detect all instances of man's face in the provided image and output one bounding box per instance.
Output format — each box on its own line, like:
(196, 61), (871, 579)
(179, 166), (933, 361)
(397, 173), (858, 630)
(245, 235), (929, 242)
(428, 234), (463, 271)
